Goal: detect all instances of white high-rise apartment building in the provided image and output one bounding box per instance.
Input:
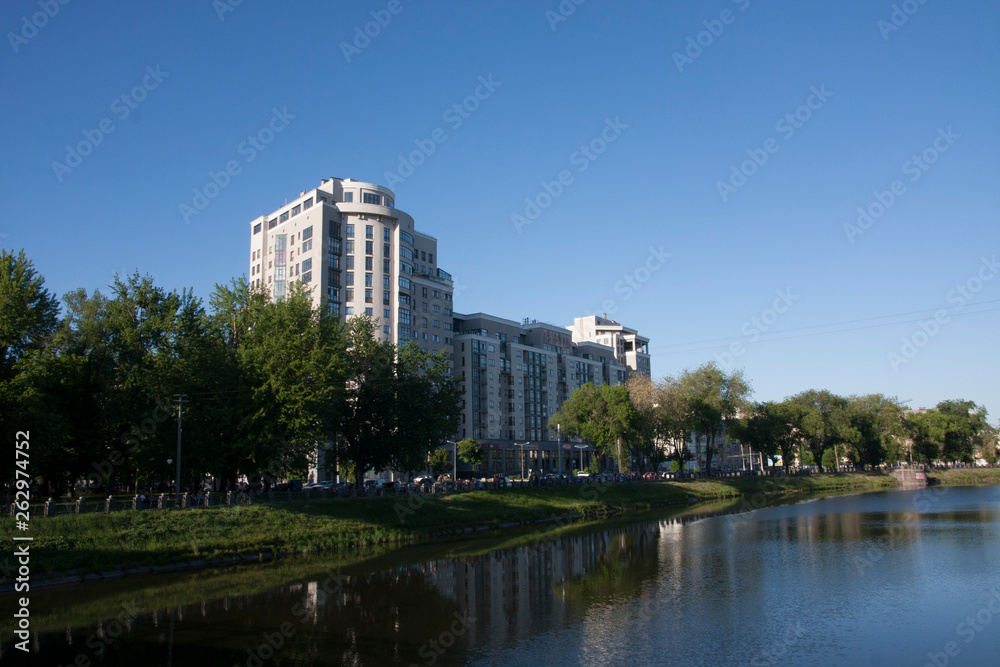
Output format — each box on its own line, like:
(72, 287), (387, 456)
(568, 315), (651, 377)
(248, 178), (453, 354)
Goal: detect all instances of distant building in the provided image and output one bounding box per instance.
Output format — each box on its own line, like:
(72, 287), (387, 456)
(451, 313), (649, 476)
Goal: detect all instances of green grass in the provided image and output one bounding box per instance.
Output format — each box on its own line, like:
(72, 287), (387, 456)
(0, 472), (901, 578)
(927, 467), (1000, 486)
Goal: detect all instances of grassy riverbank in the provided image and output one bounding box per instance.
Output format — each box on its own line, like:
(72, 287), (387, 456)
(2, 473), (899, 579)
(927, 468), (1000, 486)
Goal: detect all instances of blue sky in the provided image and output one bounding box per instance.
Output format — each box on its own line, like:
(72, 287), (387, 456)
(2, 0), (998, 419)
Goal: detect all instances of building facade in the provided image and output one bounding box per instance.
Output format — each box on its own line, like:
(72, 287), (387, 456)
(248, 178), (652, 481)
(248, 177), (454, 355)
(451, 313), (648, 477)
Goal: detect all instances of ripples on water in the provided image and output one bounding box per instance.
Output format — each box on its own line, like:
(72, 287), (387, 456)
(4, 485), (999, 666)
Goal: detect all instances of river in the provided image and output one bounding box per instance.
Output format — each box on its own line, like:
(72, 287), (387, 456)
(4, 485), (999, 666)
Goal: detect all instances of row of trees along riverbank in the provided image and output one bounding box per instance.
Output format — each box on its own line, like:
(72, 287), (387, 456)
(0, 249), (461, 496)
(550, 369), (998, 473)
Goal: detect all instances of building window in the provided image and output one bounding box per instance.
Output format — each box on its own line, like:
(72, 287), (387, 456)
(346, 307), (354, 315)
(363, 192), (382, 205)
(366, 225), (373, 239)
(421, 251), (426, 261)
(365, 289), (373, 303)
(383, 228), (391, 242)
(303, 197), (313, 210)
(345, 256), (354, 270)
(429, 253), (433, 263)
(433, 320), (440, 328)
(345, 240), (354, 254)
(268, 218), (277, 229)
(345, 289), (354, 301)
(365, 241), (373, 255)
(292, 204), (301, 216)
(401, 231), (413, 245)
(301, 239), (312, 253)
(383, 290), (390, 304)
(346, 224), (354, 238)
(385, 198), (394, 208)
(280, 211), (289, 223)
(346, 272), (354, 285)
(432, 305), (440, 313)
(383, 259), (390, 273)
(365, 307), (373, 316)
(253, 223), (262, 234)
(422, 287), (428, 298)
(303, 226), (313, 240)
(400, 247), (413, 260)
(444, 323), (452, 331)
(343, 192), (354, 202)
(365, 257), (373, 271)
(301, 271), (311, 283)
(365, 273), (373, 287)
(384, 325), (391, 334)
(433, 290), (440, 298)
(302, 258), (312, 272)
(432, 334), (440, 342)
(384, 309), (391, 318)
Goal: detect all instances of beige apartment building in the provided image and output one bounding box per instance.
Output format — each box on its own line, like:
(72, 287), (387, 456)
(248, 178), (652, 481)
(451, 313), (647, 477)
(247, 177), (453, 356)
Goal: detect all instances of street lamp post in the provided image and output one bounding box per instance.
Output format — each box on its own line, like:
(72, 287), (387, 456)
(174, 394), (187, 506)
(514, 442), (531, 481)
(445, 440), (458, 480)
(574, 445), (587, 472)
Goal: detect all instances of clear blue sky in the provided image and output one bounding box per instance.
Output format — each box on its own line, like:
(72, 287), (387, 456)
(2, 0), (997, 420)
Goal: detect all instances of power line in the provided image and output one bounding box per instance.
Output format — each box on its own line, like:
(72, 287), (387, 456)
(651, 303), (1000, 357)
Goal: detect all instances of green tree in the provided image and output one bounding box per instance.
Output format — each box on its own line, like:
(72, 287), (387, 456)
(428, 448), (454, 478)
(787, 390), (852, 472)
(234, 281), (345, 488)
(906, 410), (947, 463)
(0, 249), (61, 489)
(731, 401), (785, 468)
(457, 438), (484, 472)
(936, 399), (989, 464)
(337, 316), (460, 491)
(550, 383), (642, 472)
(845, 394), (906, 469)
(678, 363), (751, 473)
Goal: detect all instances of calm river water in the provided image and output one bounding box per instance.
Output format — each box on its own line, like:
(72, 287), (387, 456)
(4, 485), (1000, 666)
